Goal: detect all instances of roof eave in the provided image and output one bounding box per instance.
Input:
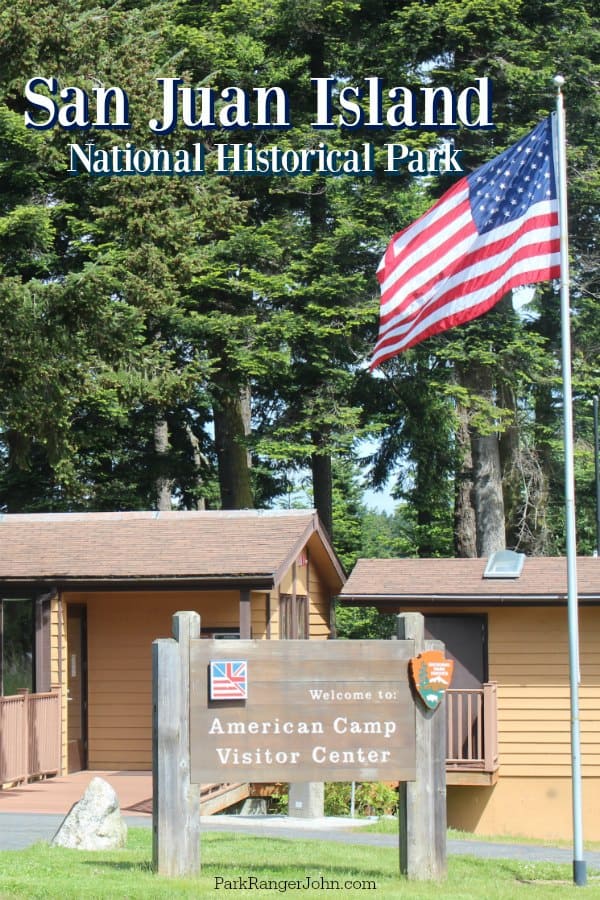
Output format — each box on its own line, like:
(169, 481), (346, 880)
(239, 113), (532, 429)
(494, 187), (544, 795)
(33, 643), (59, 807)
(271, 512), (346, 592)
(338, 592), (600, 606)
(0, 575), (276, 593)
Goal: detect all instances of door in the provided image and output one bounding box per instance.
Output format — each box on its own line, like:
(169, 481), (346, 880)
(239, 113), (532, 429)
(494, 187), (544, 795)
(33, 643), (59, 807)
(425, 615), (487, 762)
(66, 605), (88, 772)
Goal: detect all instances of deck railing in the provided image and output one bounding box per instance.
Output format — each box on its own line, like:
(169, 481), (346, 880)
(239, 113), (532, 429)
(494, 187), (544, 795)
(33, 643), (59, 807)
(445, 682), (498, 772)
(0, 689), (61, 786)
(0, 685), (498, 786)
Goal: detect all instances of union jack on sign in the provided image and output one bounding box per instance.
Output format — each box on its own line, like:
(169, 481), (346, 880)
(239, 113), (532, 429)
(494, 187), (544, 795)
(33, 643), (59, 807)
(209, 660), (248, 700)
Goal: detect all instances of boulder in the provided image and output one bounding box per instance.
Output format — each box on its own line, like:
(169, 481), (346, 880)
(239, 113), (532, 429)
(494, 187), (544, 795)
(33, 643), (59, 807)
(52, 776), (128, 850)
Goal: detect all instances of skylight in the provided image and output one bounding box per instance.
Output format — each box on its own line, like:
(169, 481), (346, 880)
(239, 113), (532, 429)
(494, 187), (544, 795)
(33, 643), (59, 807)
(483, 550), (526, 579)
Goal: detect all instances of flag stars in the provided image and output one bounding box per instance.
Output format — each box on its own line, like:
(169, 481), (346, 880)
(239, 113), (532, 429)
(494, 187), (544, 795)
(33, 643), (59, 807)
(466, 116), (556, 235)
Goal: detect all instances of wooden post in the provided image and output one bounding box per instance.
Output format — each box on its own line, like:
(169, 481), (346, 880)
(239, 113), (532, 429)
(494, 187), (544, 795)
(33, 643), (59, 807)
(239, 589), (251, 639)
(50, 682), (63, 776)
(397, 613), (447, 880)
(483, 682), (498, 771)
(152, 611), (201, 876)
(35, 593), (53, 693)
(18, 689), (30, 781)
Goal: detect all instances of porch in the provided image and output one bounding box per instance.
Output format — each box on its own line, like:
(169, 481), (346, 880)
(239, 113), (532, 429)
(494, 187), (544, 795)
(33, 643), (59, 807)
(445, 682), (499, 786)
(0, 766), (257, 818)
(0, 689), (61, 788)
(1, 683), (499, 794)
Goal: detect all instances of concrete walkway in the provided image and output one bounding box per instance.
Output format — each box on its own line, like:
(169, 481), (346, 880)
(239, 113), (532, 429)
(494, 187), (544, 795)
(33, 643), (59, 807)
(2, 810), (600, 870)
(1, 772), (599, 870)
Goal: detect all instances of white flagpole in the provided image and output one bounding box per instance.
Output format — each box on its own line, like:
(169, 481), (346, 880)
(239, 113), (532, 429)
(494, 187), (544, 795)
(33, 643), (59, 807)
(554, 74), (586, 887)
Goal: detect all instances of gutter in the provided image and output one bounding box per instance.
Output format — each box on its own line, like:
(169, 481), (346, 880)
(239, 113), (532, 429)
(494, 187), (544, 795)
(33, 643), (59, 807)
(0, 575), (275, 593)
(338, 593), (600, 607)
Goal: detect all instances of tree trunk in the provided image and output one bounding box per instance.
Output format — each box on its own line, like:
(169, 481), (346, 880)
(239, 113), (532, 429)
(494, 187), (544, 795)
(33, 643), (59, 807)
(499, 382), (551, 555)
(154, 416), (173, 511)
(498, 380), (521, 549)
(213, 381), (254, 509)
(184, 423), (207, 511)
(311, 437), (333, 538)
(454, 402), (477, 557)
(471, 431), (506, 556)
(456, 362), (506, 557)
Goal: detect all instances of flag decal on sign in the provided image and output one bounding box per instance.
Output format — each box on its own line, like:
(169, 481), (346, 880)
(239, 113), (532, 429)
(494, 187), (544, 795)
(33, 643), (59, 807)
(370, 116), (560, 368)
(209, 660), (248, 700)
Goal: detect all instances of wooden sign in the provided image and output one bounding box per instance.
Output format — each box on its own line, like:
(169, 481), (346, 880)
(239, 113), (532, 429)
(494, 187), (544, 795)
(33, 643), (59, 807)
(409, 649), (454, 710)
(189, 639), (416, 783)
(153, 611), (447, 882)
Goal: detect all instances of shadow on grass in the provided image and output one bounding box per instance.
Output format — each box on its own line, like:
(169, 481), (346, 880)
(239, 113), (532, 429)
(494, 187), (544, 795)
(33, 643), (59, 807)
(74, 830), (591, 893)
(83, 859), (391, 881)
(79, 833), (393, 882)
(80, 859), (153, 873)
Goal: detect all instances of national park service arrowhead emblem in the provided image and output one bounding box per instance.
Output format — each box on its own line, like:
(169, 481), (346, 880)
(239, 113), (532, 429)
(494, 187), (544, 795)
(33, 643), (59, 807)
(409, 650), (454, 710)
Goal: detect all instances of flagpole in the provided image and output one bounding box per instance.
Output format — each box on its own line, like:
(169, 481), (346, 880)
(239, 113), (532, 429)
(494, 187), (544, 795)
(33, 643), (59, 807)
(554, 74), (587, 888)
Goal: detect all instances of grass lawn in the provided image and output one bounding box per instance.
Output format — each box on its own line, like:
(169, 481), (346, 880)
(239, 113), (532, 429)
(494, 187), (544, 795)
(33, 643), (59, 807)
(0, 828), (599, 899)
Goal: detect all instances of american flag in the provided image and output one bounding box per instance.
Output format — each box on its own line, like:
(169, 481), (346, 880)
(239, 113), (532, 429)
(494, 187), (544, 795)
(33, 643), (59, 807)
(209, 660), (248, 700)
(370, 116), (560, 369)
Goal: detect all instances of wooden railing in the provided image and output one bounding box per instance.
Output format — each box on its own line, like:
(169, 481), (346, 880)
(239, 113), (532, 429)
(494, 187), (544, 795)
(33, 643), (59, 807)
(0, 689), (61, 787)
(445, 682), (498, 773)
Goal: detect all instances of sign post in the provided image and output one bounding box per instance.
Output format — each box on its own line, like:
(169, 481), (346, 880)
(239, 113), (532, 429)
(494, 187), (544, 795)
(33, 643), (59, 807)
(398, 613), (448, 880)
(152, 610), (201, 876)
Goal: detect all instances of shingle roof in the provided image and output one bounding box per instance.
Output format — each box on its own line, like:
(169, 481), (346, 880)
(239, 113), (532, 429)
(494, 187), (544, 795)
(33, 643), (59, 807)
(340, 556), (600, 603)
(0, 509), (344, 588)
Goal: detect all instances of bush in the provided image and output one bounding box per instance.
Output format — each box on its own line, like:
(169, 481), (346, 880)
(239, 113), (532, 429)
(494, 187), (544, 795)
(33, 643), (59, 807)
(267, 786), (288, 814)
(324, 782), (398, 817)
(324, 782), (352, 816)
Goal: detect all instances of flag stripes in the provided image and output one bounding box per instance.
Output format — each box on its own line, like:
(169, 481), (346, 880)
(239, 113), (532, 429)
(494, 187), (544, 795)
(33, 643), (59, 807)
(371, 117), (560, 368)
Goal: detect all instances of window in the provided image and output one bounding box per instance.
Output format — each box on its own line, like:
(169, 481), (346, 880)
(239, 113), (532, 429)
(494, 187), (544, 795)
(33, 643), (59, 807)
(200, 629), (240, 640)
(483, 550), (525, 579)
(279, 594), (309, 639)
(0, 598), (34, 695)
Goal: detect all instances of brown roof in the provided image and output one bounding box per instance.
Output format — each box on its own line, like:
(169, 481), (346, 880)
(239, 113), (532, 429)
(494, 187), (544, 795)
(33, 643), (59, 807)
(340, 556), (600, 604)
(0, 509), (344, 589)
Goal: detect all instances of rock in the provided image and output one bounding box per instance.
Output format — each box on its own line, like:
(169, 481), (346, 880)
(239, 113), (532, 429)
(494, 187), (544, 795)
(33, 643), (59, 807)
(51, 777), (128, 850)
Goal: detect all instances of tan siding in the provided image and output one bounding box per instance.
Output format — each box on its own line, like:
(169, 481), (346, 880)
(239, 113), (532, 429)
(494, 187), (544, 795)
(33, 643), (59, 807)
(360, 598), (600, 840)
(50, 595), (67, 689)
(425, 605), (600, 778)
(279, 568), (293, 595)
(488, 606), (600, 776)
(64, 589), (243, 770)
(270, 549), (332, 640)
(60, 552), (334, 769)
(407, 603), (600, 782)
(251, 591), (268, 640)
(448, 775), (600, 841)
(308, 556), (331, 639)
(270, 591), (280, 640)
(49, 595), (68, 775)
